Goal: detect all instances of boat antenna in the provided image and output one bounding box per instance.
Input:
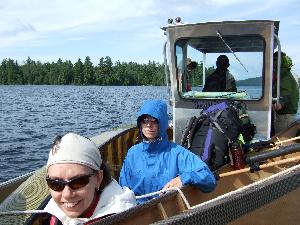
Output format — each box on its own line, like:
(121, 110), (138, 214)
(216, 30), (248, 72)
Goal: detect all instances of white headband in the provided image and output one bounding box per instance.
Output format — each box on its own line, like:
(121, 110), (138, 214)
(47, 133), (102, 171)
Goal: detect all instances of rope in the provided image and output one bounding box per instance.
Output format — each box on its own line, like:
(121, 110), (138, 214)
(136, 187), (191, 209)
(0, 210), (45, 216)
(0, 188), (193, 217)
(0, 171), (34, 188)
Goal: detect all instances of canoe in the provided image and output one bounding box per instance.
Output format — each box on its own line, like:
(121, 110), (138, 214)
(79, 121), (300, 225)
(0, 121), (299, 225)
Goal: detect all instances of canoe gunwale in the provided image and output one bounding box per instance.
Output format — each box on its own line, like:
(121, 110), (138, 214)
(93, 163), (300, 225)
(0, 172), (35, 203)
(152, 163), (300, 225)
(92, 126), (137, 148)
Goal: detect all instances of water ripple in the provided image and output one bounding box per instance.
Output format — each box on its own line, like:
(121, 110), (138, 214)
(0, 85), (170, 183)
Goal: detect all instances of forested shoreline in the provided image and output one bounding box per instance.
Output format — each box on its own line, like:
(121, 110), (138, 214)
(1, 56), (268, 86)
(0, 56), (166, 86)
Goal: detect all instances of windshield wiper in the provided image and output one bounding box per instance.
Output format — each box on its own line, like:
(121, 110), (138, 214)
(216, 30), (248, 73)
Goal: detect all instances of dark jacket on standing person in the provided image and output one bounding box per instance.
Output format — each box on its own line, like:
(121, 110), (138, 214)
(203, 55), (237, 92)
(203, 70), (237, 92)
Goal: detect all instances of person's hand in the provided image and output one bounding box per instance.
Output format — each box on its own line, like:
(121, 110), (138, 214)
(273, 102), (283, 111)
(162, 176), (183, 190)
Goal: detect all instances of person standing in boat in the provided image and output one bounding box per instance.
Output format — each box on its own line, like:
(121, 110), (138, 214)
(119, 99), (216, 204)
(184, 58), (198, 92)
(44, 133), (136, 224)
(202, 55), (237, 92)
(272, 52), (299, 134)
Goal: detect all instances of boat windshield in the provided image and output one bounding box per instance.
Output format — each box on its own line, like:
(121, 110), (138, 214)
(175, 35), (265, 100)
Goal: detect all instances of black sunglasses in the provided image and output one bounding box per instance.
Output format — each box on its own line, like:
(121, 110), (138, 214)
(141, 117), (158, 125)
(46, 172), (96, 192)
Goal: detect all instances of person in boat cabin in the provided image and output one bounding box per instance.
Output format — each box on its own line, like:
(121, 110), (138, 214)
(44, 133), (136, 225)
(119, 99), (216, 204)
(272, 52), (299, 134)
(202, 54), (237, 92)
(184, 58), (198, 92)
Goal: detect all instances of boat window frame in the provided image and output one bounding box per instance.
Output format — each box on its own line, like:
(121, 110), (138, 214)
(174, 34), (267, 102)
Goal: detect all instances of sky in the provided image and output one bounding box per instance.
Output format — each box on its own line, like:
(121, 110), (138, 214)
(0, 0), (299, 74)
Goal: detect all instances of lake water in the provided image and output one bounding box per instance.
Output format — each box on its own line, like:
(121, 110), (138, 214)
(0, 85), (170, 183)
(1, 85), (299, 183)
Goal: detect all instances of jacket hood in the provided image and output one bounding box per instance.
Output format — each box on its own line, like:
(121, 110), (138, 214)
(137, 99), (168, 140)
(274, 52), (293, 72)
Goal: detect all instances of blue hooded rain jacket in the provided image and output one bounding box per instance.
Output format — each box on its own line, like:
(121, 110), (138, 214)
(119, 100), (216, 203)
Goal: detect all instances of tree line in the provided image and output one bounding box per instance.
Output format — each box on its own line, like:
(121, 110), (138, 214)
(0, 56), (166, 86)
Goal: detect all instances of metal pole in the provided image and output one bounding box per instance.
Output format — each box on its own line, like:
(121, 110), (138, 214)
(274, 34), (281, 104)
(202, 52), (206, 87)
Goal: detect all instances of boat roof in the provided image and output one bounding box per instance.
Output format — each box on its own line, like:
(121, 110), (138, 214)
(161, 19), (280, 31)
(162, 20), (280, 53)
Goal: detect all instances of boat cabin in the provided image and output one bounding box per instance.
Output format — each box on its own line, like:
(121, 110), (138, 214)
(162, 19), (281, 143)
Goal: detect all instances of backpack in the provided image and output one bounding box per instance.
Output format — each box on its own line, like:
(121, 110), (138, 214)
(181, 101), (254, 170)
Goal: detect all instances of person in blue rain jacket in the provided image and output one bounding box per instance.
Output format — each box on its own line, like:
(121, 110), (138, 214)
(119, 99), (216, 203)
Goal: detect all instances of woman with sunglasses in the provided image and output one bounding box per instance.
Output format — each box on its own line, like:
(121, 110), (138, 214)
(119, 99), (216, 204)
(44, 133), (136, 224)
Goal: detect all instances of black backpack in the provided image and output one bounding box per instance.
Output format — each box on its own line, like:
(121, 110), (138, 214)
(181, 101), (255, 170)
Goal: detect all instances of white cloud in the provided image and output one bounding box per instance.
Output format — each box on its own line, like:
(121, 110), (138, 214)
(0, 0), (157, 32)
(0, 0), (299, 65)
(0, 0), (158, 48)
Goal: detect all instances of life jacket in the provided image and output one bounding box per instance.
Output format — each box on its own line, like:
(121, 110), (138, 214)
(181, 101), (256, 170)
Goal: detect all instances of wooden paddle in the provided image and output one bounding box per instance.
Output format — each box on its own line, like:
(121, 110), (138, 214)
(219, 155), (300, 178)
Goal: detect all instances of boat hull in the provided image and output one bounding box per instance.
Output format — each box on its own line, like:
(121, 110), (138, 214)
(0, 124), (299, 225)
